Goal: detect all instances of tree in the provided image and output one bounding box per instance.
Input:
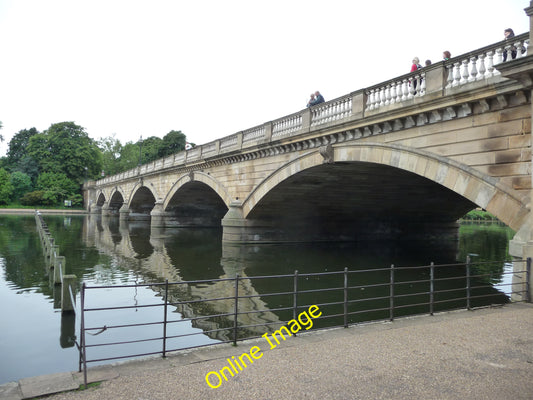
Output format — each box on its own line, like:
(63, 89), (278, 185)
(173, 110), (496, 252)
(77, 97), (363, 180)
(0, 168), (13, 205)
(35, 172), (79, 205)
(10, 171), (33, 202)
(6, 128), (39, 170)
(159, 130), (186, 158)
(27, 122), (103, 182)
(140, 136), (164, 164)
(98, 134), (123, 176)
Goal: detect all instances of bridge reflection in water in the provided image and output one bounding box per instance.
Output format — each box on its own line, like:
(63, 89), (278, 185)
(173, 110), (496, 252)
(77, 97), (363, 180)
(79, 214), (516, 365)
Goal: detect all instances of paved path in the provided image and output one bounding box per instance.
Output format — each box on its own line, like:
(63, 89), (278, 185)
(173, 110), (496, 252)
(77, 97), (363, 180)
(2, 303), (532, 400)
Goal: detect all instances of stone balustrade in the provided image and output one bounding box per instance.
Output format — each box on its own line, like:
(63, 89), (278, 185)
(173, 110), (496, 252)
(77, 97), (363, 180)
(95, 33), (529, 186)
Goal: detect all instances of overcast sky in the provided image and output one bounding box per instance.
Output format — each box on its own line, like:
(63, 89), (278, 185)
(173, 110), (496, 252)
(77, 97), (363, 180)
(0, 0), (529, 157)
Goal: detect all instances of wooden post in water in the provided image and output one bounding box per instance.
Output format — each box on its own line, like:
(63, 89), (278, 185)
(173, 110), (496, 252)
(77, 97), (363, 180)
(54, 256), (66, 285)
(62, 275), (77, 314)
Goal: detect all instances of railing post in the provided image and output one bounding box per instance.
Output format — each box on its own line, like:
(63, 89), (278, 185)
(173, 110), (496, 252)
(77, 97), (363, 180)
(233, 274), (239, 346)
(293, 270), (298, 336)
(162, 279), (168, 357)
(344, 267), (348, 328)
(430, 262), (434, 316)
(466, 256), (471, 310)
(80, 283), (87, 389)
(526, 258), (531, 303)
(389, 264), (395, 321)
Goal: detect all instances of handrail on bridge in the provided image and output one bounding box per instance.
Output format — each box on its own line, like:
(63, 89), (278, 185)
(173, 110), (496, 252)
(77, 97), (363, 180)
(92, 32), (530, 187)
(78, 257), (531, 388)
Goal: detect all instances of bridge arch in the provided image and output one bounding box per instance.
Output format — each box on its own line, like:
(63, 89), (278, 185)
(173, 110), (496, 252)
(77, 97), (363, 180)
(242, 143), (529, 232)
(163, 171), (232, 210)
(160, 171), (230, 227)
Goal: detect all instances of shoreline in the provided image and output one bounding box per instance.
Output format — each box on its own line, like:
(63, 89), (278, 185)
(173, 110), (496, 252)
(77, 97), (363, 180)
(0, 208), (88, 215)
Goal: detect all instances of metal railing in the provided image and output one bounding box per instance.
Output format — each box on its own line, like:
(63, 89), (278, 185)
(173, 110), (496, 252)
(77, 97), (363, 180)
(78, 257), (531, 387)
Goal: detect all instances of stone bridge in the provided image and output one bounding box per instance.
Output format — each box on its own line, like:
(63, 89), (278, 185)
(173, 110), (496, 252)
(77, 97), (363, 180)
(85, 7), (533, 271)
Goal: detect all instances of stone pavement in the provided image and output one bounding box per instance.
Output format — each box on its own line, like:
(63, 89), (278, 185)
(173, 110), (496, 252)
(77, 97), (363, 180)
(1, 303), (532, 400)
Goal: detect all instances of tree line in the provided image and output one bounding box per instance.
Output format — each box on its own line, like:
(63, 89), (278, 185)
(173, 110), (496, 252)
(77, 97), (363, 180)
(0, 121), (190, 207)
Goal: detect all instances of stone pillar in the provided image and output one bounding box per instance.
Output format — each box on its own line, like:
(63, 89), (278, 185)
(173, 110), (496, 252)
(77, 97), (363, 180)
(221, 201), (247, 243)
(101, 201), (111, 216)
(150, 201), (166, 228)
(119, 204), (130, 220)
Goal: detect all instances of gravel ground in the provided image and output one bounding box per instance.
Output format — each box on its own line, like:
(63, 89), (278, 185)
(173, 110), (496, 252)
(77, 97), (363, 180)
(44, 304), (533, 400)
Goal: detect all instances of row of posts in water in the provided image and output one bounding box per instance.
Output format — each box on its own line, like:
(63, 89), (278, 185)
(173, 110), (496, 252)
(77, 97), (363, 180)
(35, 211), (77, 314)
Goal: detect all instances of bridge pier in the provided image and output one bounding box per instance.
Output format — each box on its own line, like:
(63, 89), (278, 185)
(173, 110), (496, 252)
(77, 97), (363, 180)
(119, 204), (130, 220)
(101, 201), (111, 216)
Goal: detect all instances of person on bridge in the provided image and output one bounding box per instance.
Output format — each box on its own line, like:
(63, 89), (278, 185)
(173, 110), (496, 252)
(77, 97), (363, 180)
(410, 57), (422, 72)
(443, 51), (451, 61)
(503, 28), (524, 61)
(311, 91), (325, 106)
(306, 93), (316, 107)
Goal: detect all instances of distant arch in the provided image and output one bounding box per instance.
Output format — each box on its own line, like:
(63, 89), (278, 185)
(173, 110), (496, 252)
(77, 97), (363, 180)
(163, 171), (232, 210)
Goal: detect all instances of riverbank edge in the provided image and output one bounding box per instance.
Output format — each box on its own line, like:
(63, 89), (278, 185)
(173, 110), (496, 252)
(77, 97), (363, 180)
(0, 209), (87, 215)
(1, 302), (531, 400)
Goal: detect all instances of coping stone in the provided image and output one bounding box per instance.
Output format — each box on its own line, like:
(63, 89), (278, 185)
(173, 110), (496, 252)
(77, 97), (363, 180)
(19, 372), (78, 399)
(0, 381), (22, 400)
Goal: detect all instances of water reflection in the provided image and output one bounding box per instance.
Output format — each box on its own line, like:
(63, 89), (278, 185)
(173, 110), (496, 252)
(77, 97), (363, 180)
(0, 214), (515, 383)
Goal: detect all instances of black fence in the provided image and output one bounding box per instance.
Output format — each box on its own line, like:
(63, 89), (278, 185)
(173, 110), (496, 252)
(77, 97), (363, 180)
(78, 257), (531, 388)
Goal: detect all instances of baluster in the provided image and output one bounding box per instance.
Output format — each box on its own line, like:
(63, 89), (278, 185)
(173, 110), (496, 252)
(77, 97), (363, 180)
(453, 62), (461, 86)
(367, 90), (374, 110)
(419, 73), (426, 96)
(446, 64), (454, 87)
(468, 56), (477, 82)
(485, 51), (494, 77)
(408, 78), (415, 99)
(494, 47), (503, 66)
(477, 53), (486, 80)
(378, 88), (385, 107)
(396, 81), (403, 103)
(390, 83), (396, 104)
(402, 78), (409, 101)
(515, 40), (524, 58)
(460, 59), (469, 85)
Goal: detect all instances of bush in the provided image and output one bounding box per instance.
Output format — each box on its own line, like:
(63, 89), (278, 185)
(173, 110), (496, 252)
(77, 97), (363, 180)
(20, 190), (47, 206)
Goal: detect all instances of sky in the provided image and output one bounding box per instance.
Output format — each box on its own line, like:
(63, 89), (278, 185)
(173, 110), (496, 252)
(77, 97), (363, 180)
(0, 0), (530, 157)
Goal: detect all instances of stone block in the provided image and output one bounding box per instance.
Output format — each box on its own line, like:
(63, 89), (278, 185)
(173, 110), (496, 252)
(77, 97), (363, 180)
(19, 372), (78, 399)
(487, 119), (524, 138)
(509, 133), (531, 148)
(0, 382), (22, 400)
(453, 173), (470, 196)
(494, 149), (523, 164)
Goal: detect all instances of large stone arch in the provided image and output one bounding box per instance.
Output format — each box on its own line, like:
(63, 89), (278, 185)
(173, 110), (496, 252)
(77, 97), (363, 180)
(242, 142), (529, 232)
(163, 171), (232, 210)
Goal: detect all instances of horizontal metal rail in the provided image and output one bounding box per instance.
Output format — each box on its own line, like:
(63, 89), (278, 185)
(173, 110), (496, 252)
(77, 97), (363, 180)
(79, 257), (531, 389)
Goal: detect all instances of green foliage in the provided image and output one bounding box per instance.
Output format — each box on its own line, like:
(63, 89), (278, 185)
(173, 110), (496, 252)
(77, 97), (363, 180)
(160, 130), (186, 157)
(6, 128), (39, 170)
(27, 122), (103, 182)
(37, 171), (79, 197)
(0, 168), (14, 204)
(140, 136), (164, 164)
(20, 190), (46, 206)
(10, 171), (33, 201)
(462, 209), (498, 221)
(98, 135), (123, 176)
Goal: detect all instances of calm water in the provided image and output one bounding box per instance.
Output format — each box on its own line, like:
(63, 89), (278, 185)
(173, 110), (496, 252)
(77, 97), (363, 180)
(0, 214), (515, 383)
